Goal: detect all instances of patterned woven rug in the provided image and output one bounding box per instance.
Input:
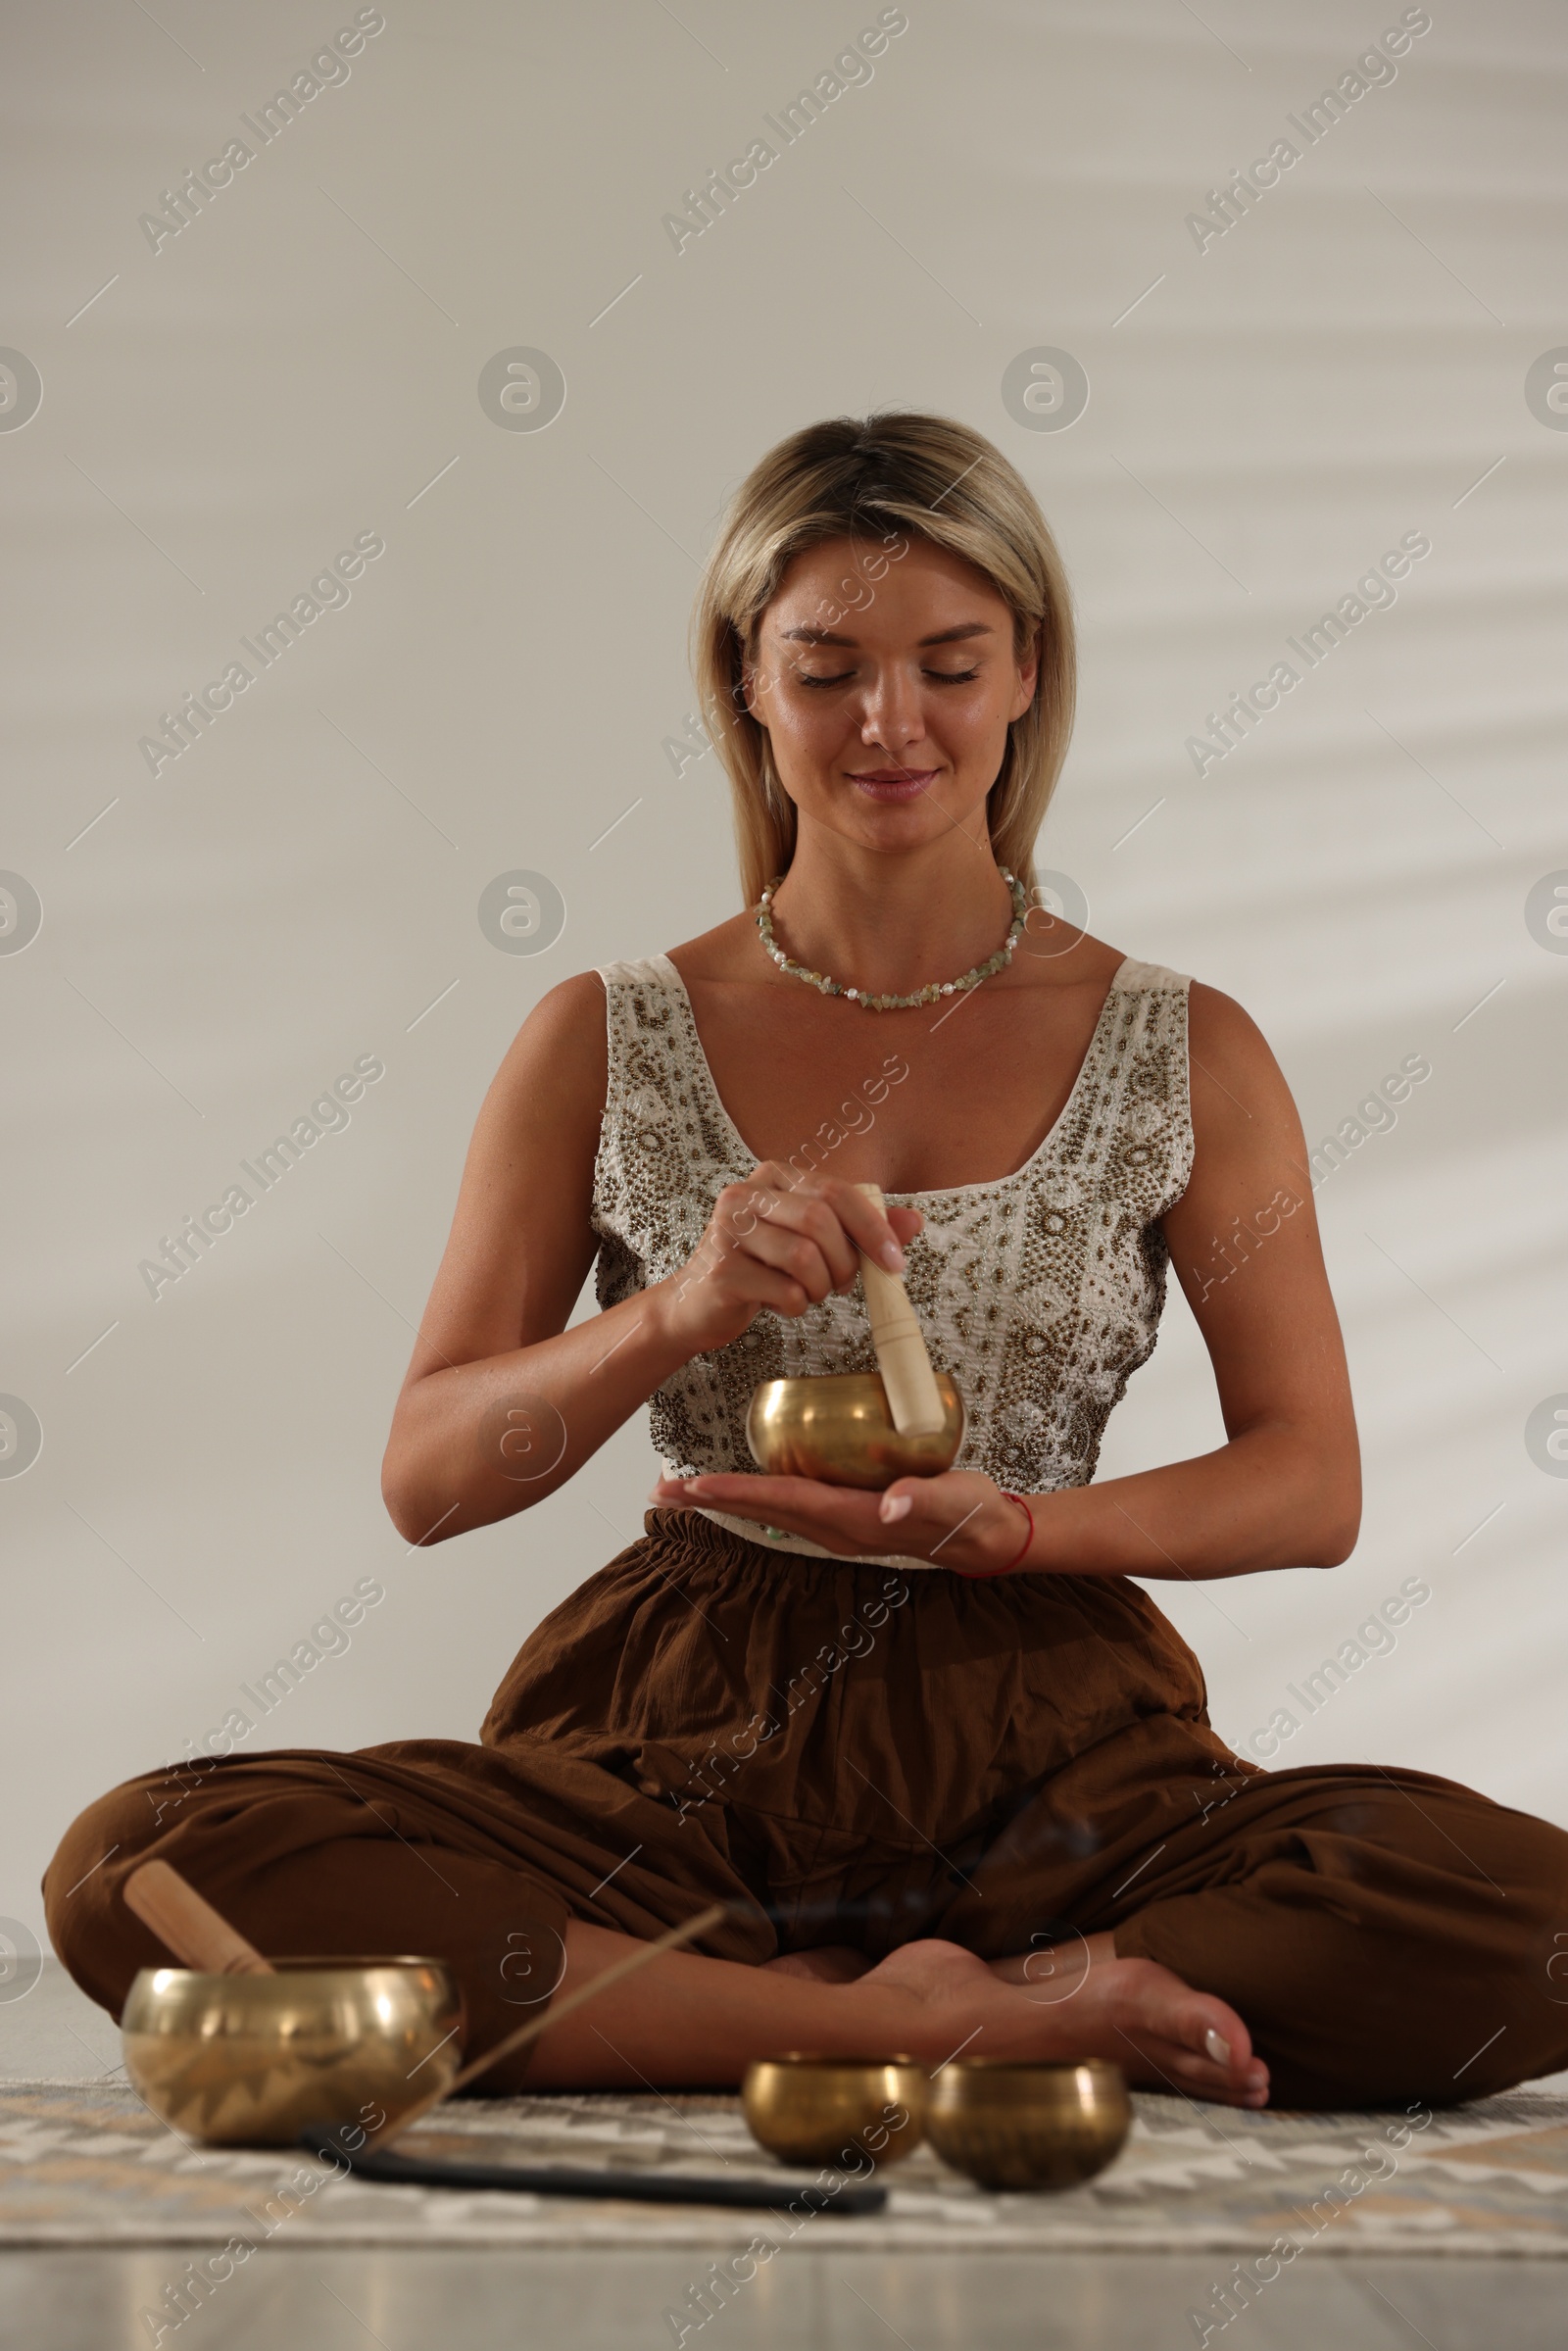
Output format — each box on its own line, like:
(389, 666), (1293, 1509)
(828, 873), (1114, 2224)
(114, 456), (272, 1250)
(2, 2079), (1566, 2255)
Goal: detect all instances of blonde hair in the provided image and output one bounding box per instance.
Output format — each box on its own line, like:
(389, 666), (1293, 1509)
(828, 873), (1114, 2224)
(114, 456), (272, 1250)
(691, 410), (1076, 907)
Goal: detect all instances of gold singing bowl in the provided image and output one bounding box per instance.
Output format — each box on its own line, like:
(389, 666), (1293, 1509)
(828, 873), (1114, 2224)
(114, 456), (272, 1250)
(746, 1371), (965, 1491)
(742, 2054), (929, 2168)
(925, 2058), (1132, 2191)
(121, 1955), (465, 2147)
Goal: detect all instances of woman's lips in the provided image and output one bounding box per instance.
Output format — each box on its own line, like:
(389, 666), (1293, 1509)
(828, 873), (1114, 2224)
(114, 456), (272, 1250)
(850, 768), (938, 801)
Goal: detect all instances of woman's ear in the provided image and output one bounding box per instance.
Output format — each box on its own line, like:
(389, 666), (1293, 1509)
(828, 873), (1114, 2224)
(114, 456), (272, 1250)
(739, 653), (770, 730)
(1011, 622), (1042, 720)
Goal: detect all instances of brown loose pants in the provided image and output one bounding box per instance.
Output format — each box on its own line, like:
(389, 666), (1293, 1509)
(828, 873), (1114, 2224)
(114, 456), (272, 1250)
(45, 1510), (1568, 2110)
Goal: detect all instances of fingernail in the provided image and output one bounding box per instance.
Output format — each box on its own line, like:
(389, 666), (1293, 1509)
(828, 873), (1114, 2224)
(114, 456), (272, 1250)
(879, 1241), (906, 1271)
(1203, 2028), (1231, 2067)
(879, 1493), (913, 1523)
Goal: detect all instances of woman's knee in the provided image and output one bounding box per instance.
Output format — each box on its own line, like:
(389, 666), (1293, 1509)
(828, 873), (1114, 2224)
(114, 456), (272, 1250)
(42, 1767), (182, 2016)
(1461, 1809), (1568, 2095)
(1298, 1801), (1568, 2103)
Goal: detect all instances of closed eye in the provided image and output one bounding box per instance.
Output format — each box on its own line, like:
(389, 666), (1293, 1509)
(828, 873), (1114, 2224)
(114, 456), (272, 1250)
(798, 666), (982, 689)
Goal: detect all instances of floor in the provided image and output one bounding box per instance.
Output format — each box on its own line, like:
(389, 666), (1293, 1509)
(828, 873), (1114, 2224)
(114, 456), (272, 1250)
(4, 1965), (1565, 2350)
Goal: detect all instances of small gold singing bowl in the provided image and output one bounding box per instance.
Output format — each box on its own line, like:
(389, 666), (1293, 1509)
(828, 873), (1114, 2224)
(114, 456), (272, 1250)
(121, 1955), (465, 2147)
(742, 2054), (929, 2168)
(925, 2058), (1132, 2192)
(746, 1371), (965, 1491)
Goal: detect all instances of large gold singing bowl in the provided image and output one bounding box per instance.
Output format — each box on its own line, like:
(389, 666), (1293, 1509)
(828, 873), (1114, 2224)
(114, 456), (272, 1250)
(742, 2054), (929, 2168)
(746, 1371), (965, 1490)
(925, 2058), (1132, 2191)
(121, 1955), (465, 2146)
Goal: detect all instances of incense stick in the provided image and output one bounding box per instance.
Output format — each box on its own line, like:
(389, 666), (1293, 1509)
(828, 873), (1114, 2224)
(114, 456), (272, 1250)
(379, 1900), (729, 2144)
(119, 1862), (730, 2153)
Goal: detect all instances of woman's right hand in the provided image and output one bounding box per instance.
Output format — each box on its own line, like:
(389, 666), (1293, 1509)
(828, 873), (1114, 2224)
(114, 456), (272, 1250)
(651, 1162), (925, 1359)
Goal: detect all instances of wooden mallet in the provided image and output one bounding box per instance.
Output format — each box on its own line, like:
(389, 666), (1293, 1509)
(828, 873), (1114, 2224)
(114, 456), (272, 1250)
(854, 1179), (946, 1436)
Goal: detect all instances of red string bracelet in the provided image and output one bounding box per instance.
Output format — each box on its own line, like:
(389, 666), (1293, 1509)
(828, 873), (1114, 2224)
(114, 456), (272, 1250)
(964, 1489), (1034, 1578)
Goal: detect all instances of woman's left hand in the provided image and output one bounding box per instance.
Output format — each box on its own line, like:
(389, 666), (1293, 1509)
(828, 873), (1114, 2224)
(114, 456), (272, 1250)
(647, 1467), (1035, 1577)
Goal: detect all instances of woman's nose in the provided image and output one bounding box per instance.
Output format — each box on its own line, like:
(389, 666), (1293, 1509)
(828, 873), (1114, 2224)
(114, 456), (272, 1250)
(858, 667), (926, 748)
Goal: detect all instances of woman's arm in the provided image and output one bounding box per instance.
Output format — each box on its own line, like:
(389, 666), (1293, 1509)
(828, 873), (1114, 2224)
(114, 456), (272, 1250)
(657, 983), (1361, 1581)
(1015, 979), (1360, 1578)
(380, 972), (674, 1543)
(380, 978), (917, 1545)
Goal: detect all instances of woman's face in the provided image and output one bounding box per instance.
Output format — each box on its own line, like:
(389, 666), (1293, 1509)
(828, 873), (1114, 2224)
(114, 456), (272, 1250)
(743, 533), (1039, 854)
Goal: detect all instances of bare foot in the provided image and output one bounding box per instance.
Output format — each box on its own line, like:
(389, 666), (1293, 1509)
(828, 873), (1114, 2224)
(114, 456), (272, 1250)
(985, 1928), (1114, 1991)
(856, 1938), (1270, 2108)
(761, 1945), (874, 1984)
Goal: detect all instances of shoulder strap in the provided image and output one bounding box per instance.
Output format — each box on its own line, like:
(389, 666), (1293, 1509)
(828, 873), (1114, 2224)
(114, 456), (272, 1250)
(598, 955), (671, 987)
(1109, 956), (1193, 992)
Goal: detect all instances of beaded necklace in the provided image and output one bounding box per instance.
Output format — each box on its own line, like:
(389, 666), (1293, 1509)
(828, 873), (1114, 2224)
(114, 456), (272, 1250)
(754, 867), (1029, 1010)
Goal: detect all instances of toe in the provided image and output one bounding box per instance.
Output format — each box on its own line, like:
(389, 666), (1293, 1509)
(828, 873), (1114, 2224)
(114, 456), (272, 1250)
(1185, 1993), (1258, 2076)
(1118, 2026), (1265, 2101)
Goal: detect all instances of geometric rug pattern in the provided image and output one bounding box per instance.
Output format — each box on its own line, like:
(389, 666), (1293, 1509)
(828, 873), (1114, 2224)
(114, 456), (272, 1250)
(3, 2081), (1567, 2256)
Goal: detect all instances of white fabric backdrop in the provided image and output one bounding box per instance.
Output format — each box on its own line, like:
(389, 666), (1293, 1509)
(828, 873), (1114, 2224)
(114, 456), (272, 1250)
(4, 0), (1565, 1947)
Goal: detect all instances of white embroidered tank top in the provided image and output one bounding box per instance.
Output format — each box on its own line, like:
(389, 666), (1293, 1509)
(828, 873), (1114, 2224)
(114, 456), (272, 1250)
(590, 952), (1195, 1569)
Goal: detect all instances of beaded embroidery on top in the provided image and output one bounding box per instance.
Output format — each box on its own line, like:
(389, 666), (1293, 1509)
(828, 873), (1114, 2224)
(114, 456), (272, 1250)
(590, 952), (1194, 1567)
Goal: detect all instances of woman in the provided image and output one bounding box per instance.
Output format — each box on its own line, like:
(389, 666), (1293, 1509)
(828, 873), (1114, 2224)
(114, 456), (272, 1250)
(47, 413), (1568, 2112)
